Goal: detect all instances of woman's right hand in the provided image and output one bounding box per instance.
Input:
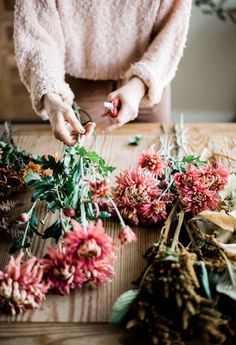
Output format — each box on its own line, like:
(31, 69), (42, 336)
(44, 93), (95, 146)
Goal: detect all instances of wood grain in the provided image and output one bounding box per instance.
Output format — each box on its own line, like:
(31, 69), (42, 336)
(0, 323), (125, 345)
(1, 122), (236, 343)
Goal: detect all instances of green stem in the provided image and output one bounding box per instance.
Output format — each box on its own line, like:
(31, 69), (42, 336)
(59, 209), (67, 233)
(55, 185), (67, 233)
(80, 156), (88, 230)
(108, 196), (126, 228)
(171, 209), (185, 251)
(20, 200), (37, 253)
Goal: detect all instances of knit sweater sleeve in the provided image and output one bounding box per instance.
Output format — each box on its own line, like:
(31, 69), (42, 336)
(14, 0), (74, 120)
(125, 0), (192, 107)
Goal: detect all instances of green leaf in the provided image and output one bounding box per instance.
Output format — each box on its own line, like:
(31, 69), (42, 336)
(216, 265), (236, 301)
(9, 237), (30, 254)
(70, 184), (80, 209)
(30, 211), (39, 227)
(29, 224), (42, 236)
(47, 199), (61, 213)
(128, 134), (143, 146)
(99, 158), (115, 175)
(195, 261), (212, 299)
(42, 219), (62, 242)
(76, 147), (101, 162)
(31, 188), (46, 201)
(71, 161), (81, 183)
(181, 155), (206, 166)
(111, 289), (139, 325)
(24, 169), (41, 186)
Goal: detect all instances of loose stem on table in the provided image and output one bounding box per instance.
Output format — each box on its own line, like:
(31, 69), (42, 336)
(20, 200), (37, 253)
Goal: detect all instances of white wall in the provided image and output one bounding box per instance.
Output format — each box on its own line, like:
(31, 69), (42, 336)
(172, 2), (236, 123)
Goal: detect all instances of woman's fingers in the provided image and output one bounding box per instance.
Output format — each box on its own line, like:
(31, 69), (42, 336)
(65, 107), (85, 134)
(101, 108), (111, 117)
(79, 122), (96, 145)
(52, 112), (77, 146)
(85, 122), (96, 137)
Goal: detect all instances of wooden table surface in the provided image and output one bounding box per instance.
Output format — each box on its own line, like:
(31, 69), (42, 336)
(1, 122), (236, 345)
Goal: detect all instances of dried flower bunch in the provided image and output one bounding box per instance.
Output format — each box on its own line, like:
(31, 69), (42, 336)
(111, 124), (236, 345)
(0, 110), (136, 315)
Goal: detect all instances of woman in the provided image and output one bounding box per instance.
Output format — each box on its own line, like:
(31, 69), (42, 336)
(14, 0), (191, 146)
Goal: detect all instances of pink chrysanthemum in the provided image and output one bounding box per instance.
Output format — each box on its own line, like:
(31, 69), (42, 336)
(43, 220), (116, 293)
(0, 253), (48, 315)
(89, 181), (110, 198)
(139, 200), (167, 223)
(42, 246), (82, 294)
(112, 167), (161, 225)
(118, 226), (137, 245)
(180, 187), (218, 214)
(202, 163), (229, 191)
(174, 162), (229, 215)
(114, 167), (160, 198)
(174, 169), (201, 190)
(137, 145), (165, 177)
(65, 220), (115, 261)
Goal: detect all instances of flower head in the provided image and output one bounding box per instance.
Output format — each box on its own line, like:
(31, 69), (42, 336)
(139, 200), (167, 223)
(0, 253), (48, 315)
(42, 220), (116, 293)
(118, 225), (137, 245)
(23, 161), (41, 177)
(112, 167), (161, 225)
(174, 162), (229, 215)
(42, 246), (82, 294)
(202, 163), (229, 191)
(137, 145), (165, 177)
(65, 219), (115, 261)
(89, 181), (110, 198)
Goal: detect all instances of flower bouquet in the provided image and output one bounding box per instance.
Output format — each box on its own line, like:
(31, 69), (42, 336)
(111, 123), (236, 345)
(0, 112), (135, 315)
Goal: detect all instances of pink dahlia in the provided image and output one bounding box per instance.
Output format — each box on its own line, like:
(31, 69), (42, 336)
(118, 226), (137, 245)
(42, 246), (82, 294)
(43, 220), (116, 292)
(0, 253), (48, 315)
(90, 181), (110, 198)
(112, 167), (161, 225)
(139, 200), (167, 223)
(114, 167), (160, 199)
(74, 258), (115, 287)
(137, 146), (165, 177)
(64, 220), (116, 286)
(64, 220), (115, 260)
(202, 163), (229, 191)
(173, 162), (228, 215)
(174, 168), (202, 191)
(180, 187), (218, 215)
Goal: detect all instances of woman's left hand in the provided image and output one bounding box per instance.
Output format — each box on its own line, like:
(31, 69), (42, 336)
(102, 77), (146, 129)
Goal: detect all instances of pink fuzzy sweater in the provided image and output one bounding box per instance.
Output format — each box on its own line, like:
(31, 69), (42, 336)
(14, 0), (192, 120)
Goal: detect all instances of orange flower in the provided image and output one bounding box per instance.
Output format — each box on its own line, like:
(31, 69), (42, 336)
(41, 168), (53, 177)
(23, 161), (41, 177)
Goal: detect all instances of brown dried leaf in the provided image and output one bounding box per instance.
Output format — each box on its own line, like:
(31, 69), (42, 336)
(197, 210), (235, 232)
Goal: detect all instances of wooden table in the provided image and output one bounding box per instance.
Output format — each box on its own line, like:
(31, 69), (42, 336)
(1, 123), (236, 345)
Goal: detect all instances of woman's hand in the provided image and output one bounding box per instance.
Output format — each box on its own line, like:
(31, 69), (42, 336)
(44, 93), (95, 146)
(103, 77), (146, 129)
